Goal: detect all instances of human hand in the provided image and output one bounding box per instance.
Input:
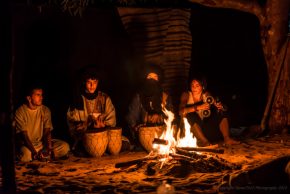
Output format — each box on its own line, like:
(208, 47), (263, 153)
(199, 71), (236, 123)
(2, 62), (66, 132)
(93, 114), (105, 128)
(91, 113), (101, 121)
(75, 121), (86, 131)
(148, 114), (162, 123)
(133, 124), (145, 132)
(39, 150), (50, 160)
(215, 102), (223, 110)
(198, 103), (210, 111)
(41, 149), (55, 160)
(31, 150), (39, 160)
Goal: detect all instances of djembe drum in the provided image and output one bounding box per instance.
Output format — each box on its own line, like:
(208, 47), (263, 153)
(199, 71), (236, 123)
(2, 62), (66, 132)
(107, 127), (122, 155)
(138, 126), (165, 152)
(83, 129), (108, 157)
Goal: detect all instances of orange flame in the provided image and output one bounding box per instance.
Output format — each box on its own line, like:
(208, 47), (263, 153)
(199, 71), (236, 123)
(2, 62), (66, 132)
(176, 117), (197, 147)
(152, 108), (197, 159)
(152, 108), (176, 156)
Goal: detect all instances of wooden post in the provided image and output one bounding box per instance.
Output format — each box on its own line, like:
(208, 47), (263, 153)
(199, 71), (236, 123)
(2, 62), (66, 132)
(0, 0), (16, 193)
(260, 37), (289, 133)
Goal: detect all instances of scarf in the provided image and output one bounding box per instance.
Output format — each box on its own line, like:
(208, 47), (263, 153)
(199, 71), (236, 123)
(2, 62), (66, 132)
(140, 79), (163, 115)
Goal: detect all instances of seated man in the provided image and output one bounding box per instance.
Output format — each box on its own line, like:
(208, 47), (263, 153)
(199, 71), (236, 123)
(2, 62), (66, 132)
(13, 85), (70, 162)
(67, 66), (128, 156)
(179, 75), (240, 147)
(126, 64), (174, 149)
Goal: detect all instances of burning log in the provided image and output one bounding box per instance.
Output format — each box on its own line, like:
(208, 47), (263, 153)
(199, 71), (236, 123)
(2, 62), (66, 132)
(169, 153), (197, 162)
(177, 147), (224, 154)
(115, 155), (157, 168)
(115, 158), (143, 168)
(175, 148), (240, 171)
(153, 138), (168, 145)
(175, 148), (207, 159)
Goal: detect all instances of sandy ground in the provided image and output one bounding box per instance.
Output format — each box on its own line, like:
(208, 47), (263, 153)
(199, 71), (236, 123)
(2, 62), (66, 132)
(3, 134), (290, 193)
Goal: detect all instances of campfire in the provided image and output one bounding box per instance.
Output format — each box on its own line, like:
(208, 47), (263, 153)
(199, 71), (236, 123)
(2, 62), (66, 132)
(115, 108), (241, 176)
(13, 109), (290, 193)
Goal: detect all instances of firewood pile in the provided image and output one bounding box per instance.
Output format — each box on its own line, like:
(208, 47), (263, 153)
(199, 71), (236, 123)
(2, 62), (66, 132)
(115, 145), (241, 178)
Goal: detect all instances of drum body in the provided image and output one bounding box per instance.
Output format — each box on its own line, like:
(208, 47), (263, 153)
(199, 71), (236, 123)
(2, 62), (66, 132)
(107, 128), (122, 155)
(83, 129), (108, 157)
(138, 126), (165, 152)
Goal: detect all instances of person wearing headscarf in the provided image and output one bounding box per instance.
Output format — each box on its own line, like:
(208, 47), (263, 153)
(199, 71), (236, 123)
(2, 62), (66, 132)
(126, 64), (174, 146)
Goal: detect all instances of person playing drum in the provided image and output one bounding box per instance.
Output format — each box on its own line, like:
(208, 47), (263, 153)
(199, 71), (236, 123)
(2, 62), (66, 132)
(67, 65), (116, 156)
(126, 64), (174, 150)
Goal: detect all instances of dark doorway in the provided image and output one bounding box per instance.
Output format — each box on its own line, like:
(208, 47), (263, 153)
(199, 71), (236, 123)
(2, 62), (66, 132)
(189, 6), (268, 128)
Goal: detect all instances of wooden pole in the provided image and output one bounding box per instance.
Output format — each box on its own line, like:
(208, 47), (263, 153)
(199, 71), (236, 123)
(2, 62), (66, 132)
(260, 37), (289, 134)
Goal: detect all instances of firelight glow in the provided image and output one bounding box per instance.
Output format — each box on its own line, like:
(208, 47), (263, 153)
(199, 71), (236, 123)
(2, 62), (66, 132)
(153, 108), (176, 156)
(176, 118), (197, 147)
(152, 108), (197, 157)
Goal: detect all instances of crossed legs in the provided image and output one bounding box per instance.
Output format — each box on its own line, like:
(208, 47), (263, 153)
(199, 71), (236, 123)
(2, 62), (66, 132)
(191, 118), (240, 146)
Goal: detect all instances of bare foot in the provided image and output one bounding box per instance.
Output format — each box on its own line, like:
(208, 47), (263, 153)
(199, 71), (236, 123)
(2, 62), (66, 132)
(224, 138), (240, 145)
